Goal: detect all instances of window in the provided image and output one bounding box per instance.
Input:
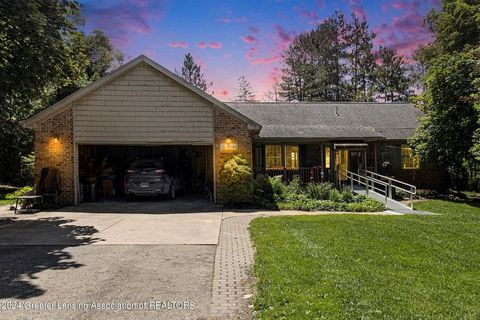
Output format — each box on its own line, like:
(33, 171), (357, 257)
(401, 145), (420, 169)
(265, 145), (282, 169)
(285, 145), (299, 169)
(325, 147), (331, 169)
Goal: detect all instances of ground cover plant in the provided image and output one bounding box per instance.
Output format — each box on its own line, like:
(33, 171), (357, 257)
(250, 199), (480, 319)
(255, 176), (384, 212)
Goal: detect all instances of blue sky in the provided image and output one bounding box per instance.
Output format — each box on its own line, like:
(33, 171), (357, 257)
(78, 0), (440, 100)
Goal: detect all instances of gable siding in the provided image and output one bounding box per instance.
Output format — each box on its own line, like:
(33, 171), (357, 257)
(73, 63), (214, 144)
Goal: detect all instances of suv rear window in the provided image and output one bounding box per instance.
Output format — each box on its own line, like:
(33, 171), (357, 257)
(133, 162), (158, 169)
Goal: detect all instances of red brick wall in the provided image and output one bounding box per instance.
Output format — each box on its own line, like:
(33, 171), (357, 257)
(34, 108), (75, 206)
(213, 109), (253, 203)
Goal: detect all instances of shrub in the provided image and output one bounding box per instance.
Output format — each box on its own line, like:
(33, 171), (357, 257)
(340, 188), (355, 203)
(219, 154), (253, 205)
(306, 182), (332, 200)
(5, 186), (33, 200)
(328, 188), (342, 202)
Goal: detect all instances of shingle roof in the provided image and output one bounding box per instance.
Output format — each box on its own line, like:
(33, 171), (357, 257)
(226, 102), (422, 140)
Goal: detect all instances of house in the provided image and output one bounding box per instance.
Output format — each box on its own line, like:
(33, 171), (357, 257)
(23, 55), (446, 206)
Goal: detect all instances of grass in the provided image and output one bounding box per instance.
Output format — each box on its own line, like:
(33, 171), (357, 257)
(250, 200), (480, 319)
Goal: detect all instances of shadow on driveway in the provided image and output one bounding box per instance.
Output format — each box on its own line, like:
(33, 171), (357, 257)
(0, 217), (101, 299)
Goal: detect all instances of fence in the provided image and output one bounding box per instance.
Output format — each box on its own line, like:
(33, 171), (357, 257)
(253, 167), (327, 183)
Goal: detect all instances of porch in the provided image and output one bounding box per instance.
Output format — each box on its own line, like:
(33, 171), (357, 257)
(251, 141), (445, 189)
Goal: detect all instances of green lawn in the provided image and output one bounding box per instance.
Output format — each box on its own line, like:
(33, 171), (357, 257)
(250, 200), (480, 319)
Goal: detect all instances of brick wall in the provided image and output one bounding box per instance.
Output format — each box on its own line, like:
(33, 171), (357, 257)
(34, 108), (75, 206)
(213, 109), (253, 203)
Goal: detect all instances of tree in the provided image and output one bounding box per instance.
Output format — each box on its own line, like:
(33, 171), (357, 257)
(0, 0), (85, 184)
(84, 30), (124, 81)
(280, 11), (349, 101)
(344, 13), (376, 101)
(410, 0), (480, 188)
(236, 76), (256, 101)
(0, 0), (123, 185)
(176, 53), (212, 92)
(374, 46), (410, 102)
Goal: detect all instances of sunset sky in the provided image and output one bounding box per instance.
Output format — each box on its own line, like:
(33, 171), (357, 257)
(78, 0), (440, 101)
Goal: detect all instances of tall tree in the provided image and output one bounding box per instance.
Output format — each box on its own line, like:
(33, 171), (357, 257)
(280, 11), (348, 101)
(410, 0), (480, 187)
(0, 0), (85, 184)
(374, 46), (410, 102)
(344, 13), (376, 101)
(236, 76), (256, 101)
(0, 0), (123, 185)
(176, 53), (212, 92)
(84, 30), (124, 81)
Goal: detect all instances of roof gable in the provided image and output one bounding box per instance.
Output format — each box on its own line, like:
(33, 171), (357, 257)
(24, 55), (260, 130)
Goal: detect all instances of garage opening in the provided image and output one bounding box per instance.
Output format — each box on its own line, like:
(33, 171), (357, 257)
(78, 145), (213, 202)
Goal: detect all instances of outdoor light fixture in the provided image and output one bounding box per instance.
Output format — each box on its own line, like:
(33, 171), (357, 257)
(220, 135), (238, 151)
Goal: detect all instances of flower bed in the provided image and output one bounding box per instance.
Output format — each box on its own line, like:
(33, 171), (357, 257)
(254, 176), (385, 212)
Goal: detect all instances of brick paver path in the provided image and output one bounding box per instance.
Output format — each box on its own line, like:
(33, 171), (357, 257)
(210, 215), (256, 319)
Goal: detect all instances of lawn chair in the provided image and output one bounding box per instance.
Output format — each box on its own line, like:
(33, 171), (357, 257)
(36, 167), (61, 208)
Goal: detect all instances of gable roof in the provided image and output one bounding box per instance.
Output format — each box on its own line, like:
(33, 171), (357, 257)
(227, 102), (422, 141)
(23, 55), (261, 130)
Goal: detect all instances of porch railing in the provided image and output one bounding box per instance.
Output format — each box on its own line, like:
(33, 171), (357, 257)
(253, 167), (327, 183)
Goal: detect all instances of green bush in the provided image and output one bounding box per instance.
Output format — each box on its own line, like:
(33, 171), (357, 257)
(5, 186), (33, 200)
(219, 154), (253, 205)
(340, 188), (355, 203)
(328, 188), (342, 202)
(306, 182), (332, 200)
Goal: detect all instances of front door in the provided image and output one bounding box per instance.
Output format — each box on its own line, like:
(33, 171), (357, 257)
(349, 150), (366, 174)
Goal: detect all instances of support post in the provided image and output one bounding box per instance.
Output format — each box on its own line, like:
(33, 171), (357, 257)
(410, 187), (414, 210)
(388, 180), (392, 198)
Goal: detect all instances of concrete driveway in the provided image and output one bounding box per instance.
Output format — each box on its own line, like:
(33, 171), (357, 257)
(0, 198), (224, 245)
(0, 198), (225, 320)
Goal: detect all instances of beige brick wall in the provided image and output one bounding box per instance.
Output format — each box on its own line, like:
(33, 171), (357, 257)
(34, 108), (75, 206)
(213, 109), (253, 203)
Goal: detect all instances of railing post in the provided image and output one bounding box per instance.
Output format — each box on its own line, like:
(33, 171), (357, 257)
(385, 185), (388, 206)
(350, 173), (353, 190)
(365, 177), (369, 195)
(388, 180), (392, 198)
(410, 186), (414, 210)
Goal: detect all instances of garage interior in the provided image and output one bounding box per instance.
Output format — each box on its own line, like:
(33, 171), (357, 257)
(78, 145), (213, 202)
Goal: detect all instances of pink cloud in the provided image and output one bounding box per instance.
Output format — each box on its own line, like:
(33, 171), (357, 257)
(219, 90), (229, 97)
(298, 9), (319, 20)
(209, 41), (223, 49)
(393, 13), (424, 33)
(219, 16), (246, 23)
(241, 35), (256, 44)
(245, 47), (281, 65)
(316, 0), (325, 8)
(348, 0), (366, 18)
(82, 0), (165, 48)
(223, 53), (232, 59)
(169, 41), (188, 48)
(274, 24), (295, 50)
(197, 42), (206, 48)
(249, 26), (259, 34)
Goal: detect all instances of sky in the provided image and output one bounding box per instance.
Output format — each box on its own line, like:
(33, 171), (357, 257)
(78, 0), (441, 101)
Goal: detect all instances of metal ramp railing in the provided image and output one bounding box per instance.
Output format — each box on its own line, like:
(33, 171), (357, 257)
(338, 169), (416, 210)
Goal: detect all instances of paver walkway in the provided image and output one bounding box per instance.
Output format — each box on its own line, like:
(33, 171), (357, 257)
(211, 215), (256, 319)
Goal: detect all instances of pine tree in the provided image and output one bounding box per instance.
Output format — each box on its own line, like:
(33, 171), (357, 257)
(176, 53), (212, 92)
(280, 11), (348, 101)
(236, 76), (256, 101)
(344, 13), (376, 101)
(374, 46), (410, 102)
